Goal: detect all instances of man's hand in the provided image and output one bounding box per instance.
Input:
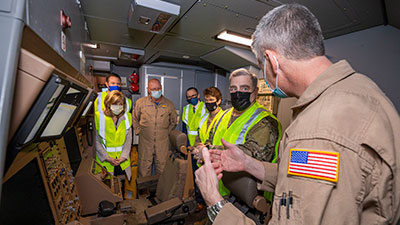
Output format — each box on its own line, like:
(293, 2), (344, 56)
(195, 146), (224, 206)
(210, 139), (247, 173)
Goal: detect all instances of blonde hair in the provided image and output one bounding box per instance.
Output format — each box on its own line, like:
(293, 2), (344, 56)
(103, 90), (126, 117)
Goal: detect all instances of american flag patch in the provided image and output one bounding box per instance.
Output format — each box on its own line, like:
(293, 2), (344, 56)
(287, 149), (339, 183)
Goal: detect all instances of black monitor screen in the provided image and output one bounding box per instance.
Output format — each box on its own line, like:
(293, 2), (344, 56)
(64, 128), (82, 176)
(0, 158), (55, 225)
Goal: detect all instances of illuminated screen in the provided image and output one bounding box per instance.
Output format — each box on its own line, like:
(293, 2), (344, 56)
(41, 87), (86, 138)
(24, 84), (65, 144)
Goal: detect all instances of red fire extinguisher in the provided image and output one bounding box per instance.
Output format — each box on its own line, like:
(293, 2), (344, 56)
(129, 72), (139, 93)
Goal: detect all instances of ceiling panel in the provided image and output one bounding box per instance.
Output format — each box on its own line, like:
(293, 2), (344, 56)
(86, 17), (153, 48)
(154, 35), (216, 57)
(297, 0), (384, 38)
(80, 0), (131, 22)
(170, 1), (264, 43)
(80, 0), (393, 69)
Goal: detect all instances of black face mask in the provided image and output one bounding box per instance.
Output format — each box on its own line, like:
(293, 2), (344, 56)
(231, 91), (251, 111)
(205, 102), (218, 112)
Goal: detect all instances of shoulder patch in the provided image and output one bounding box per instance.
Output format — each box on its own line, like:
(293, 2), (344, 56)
(287, 149), (339, 183)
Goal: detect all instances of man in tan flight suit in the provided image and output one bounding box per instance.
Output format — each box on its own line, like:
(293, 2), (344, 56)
(133, 79), (177, 177)
(195, 3), (400, 225)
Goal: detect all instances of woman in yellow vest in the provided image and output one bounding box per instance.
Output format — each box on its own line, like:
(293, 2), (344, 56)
(195, 87), (225, 146)
(192, 87), (225, 210)
(95, 91), (132, 180)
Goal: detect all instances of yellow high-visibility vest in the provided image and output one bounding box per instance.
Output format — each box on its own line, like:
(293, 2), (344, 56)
(198, 108), (225, 144)
(182, 101), (207, 146)
(95, 110), (132, 174)
(212, 102), (282, 197)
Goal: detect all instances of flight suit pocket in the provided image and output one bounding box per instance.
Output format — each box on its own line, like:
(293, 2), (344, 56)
(158, 106), (170, 129)
(270, 192), (303, 225)
(140, 108), (154, 127)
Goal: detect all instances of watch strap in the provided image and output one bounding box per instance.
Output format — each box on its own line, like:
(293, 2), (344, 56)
(207, 199), (228, 223)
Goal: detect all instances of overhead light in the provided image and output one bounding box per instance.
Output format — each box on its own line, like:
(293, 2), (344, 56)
(83, 43), (98, 49)
(182, 55), (190, 59)
(216, 30), (252, 47)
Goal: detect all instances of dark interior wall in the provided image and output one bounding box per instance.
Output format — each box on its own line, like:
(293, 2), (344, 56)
(27, 0), (89, 71)
(325, 25), (400, 112)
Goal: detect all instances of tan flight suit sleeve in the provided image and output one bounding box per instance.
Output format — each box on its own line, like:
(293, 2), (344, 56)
(257, 162), (278, 193)
(95, 132), (109, 162)
(120, 127), (132, 160)
(214, 203), (256, 225)
(132, 99), (141, 135)
(168, 102), (177, 132)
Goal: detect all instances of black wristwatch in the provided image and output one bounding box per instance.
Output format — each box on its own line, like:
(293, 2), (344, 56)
(207, 199), (228, 223)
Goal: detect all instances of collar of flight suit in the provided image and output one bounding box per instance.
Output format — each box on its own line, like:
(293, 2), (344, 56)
(147, 95), (165, 105)
(291, 60), (356, 110)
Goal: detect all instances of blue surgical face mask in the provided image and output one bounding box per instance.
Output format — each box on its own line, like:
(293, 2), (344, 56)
(188, 97), (198, 105)
(108, 85), (121, 92)
(151, 90), (162, 99)
(263, 56), (289, 98)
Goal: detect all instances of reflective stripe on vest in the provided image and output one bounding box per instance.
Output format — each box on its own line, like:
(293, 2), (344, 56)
(188, 130), (198, 135)
(105, 146), (123, 153)
(97, 111), (131, 145)
(213, 109), (231, 133)
(198, 112), (209, 130)
(199, 109), (225, 144)
(183, 104), (190, 124)
(185, 102), (206, 146)
(212, 103), (278, 146)
(200, 103), (207, 118)
(235, 108), (265, 144)
(97, 91), (104, 112)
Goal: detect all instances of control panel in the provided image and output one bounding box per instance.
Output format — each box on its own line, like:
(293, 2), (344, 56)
(40, 139), (81, 224)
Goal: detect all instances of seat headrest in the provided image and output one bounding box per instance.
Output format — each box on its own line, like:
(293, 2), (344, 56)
(221, 171), (258, 208)
(169, 130), (187, 152)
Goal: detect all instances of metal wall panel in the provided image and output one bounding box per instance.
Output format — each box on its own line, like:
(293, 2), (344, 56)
(27, 0), (89, 70)
(215, 70), (230, 109)
(0, 0), (25, 200)
(195, 70), (215, 98)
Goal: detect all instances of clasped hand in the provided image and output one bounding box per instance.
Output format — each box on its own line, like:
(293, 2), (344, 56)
(107, 157), (126, 166)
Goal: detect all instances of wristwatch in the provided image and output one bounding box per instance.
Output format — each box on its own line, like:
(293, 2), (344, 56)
(207, 199), (228, 223)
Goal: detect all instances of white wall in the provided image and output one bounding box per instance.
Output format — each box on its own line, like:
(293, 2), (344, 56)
(324, 25), (400, 112)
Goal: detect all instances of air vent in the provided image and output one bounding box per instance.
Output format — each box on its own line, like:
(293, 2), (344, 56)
(128, 0), (180, 34)
(118, 47), (145, 61)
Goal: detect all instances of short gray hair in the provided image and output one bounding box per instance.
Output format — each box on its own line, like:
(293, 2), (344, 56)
(252, 3), (325, 63)
(229, 68), (258, 90)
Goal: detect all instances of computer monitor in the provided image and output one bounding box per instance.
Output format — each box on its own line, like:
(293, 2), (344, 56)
(41, 85), (86, 138)
(6, 75), (88, 170)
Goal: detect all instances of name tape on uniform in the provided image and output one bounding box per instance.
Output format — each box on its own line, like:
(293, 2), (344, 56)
(287, 149), (339, 183)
